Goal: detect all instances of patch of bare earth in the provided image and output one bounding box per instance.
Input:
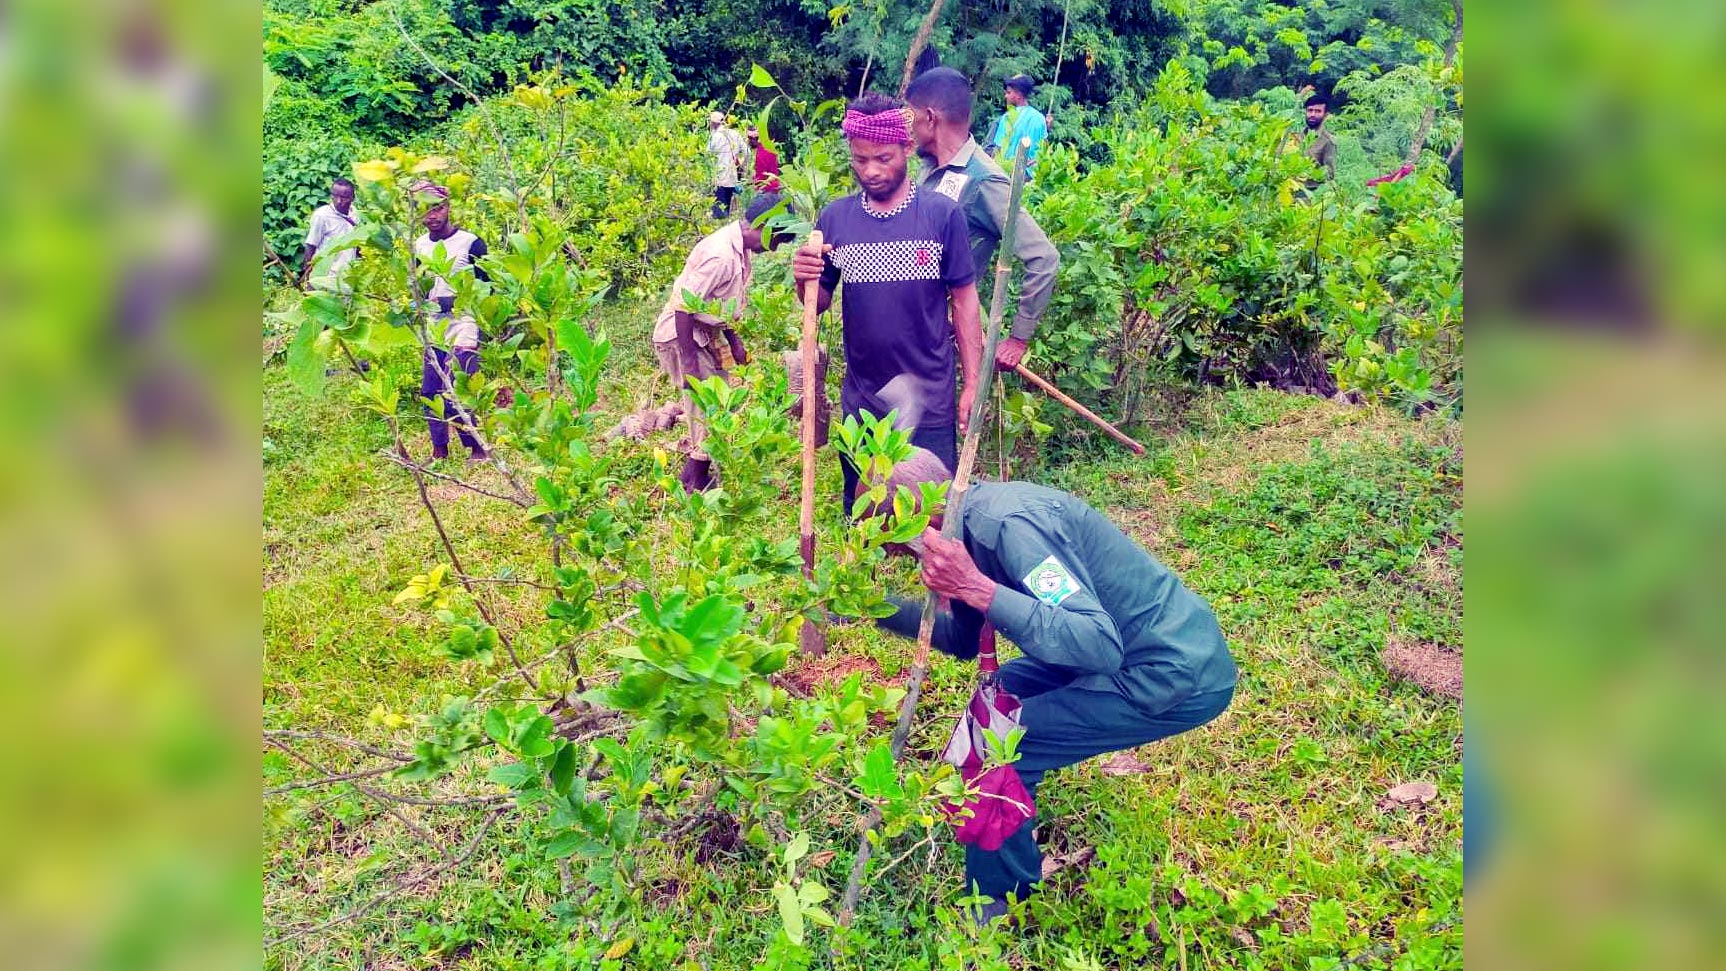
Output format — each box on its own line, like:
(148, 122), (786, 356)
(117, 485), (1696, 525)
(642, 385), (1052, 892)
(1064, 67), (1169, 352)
(1381, 636), (1462, 700)
(777, 653), (905, 696)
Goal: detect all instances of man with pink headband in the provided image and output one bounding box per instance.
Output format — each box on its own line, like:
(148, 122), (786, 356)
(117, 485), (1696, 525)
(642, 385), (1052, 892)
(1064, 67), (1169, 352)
(791, 92), (984, 513)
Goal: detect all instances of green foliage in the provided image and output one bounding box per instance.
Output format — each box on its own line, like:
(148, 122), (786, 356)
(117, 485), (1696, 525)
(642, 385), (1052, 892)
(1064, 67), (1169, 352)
(1028, 63), (1460, 435)
(447, 74), (713, 297)
(264, 0), (673, 140)
(1190, 0), (1458, 100)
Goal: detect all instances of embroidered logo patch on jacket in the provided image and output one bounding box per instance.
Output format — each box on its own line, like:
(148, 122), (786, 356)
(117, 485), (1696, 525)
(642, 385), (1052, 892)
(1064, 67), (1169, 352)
(934, 170), (970, 201)
(1022, 554), (1082, 606)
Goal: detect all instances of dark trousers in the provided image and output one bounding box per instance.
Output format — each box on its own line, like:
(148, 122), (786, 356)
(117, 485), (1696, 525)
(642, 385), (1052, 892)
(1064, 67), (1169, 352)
(840, 420), (958, 515)
(712, 185), (738, 218)
(422, 346), (482, 456)
(965, 658), (1235, 902)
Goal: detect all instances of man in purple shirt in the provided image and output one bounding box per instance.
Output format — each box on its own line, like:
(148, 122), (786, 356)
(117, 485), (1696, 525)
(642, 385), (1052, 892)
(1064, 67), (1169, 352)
(791, 92), (984, 512)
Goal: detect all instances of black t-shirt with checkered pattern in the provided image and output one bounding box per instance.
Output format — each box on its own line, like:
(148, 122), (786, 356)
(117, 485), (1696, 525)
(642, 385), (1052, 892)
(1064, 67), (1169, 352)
(815, 188), (976, 430)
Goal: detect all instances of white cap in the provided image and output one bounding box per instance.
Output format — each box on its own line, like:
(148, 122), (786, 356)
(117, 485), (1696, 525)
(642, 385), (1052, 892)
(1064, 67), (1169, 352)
(709, 111), (725, 124)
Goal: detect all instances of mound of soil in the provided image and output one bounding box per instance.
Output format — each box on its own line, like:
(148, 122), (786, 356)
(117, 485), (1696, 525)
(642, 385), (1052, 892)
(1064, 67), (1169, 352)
(1382, 637), (1462, 700)
(777, 653), (906, 697)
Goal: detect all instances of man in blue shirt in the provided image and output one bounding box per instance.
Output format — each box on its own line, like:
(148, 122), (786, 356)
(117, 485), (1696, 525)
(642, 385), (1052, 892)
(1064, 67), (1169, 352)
(986, 75), (1048, 176)
(868, 448), (1238, 924)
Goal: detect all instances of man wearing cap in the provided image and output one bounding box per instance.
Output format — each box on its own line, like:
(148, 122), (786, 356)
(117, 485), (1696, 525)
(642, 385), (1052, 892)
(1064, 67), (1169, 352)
(410, 181), (491, 461)
(790, 92), (984, 513)
(864, 448), (1238, 925)
(707, 111), (748, 218)
(986, 76), (1048, 176)
(906, 67), (1060, 372)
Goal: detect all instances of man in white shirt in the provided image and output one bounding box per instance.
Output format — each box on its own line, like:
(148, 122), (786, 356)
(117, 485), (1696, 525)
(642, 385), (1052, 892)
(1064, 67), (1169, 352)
(706, 111), (747, 219)
(410, 181), (491, 461)
(298, 178), (360, 288)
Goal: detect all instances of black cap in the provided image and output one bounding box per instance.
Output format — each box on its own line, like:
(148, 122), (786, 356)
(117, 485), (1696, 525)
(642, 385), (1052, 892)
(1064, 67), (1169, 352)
(1004, 75), (1035, 96)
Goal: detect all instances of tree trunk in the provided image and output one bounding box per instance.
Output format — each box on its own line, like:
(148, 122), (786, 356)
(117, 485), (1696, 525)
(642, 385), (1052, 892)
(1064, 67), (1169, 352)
(897, 0), (949, 97)
(1404, 0), (1463, 166)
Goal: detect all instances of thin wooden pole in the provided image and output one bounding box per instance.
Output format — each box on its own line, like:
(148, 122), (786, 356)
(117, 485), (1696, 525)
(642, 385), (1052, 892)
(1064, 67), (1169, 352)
(898, 0), (949, 97)
(798, 230), (827, 657)
(1013, 363), (1146, 454)
(837, 139), (1032, 924)
(1045, 0), (1073, 118)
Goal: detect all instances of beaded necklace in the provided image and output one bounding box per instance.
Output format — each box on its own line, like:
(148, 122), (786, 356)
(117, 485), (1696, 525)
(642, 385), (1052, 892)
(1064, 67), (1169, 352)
(860, 181), (917, 220)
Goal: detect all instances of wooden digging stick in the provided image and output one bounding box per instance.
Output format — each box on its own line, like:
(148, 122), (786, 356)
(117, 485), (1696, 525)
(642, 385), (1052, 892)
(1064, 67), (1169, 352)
(798, 230), (827, 657)
(1013, 363), (1147, 454)
(837, 139), (1032, 924)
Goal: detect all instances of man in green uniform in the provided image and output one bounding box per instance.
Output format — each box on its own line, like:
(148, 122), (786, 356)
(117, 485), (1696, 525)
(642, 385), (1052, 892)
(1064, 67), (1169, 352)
(904, 67), (1060, 372)
(868, 449), (1238, 923)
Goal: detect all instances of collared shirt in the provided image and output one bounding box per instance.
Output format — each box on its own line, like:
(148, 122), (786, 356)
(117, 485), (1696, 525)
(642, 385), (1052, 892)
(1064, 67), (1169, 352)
(707, 127), (747, 188)
(304, 203), (361, 275)
(989, 104), (1048, 171)
(652, 220), (754, 345)
(879, 481), (1238, 716)
(920, 138), (1061, 341)
(1293, 125), (1337, 183)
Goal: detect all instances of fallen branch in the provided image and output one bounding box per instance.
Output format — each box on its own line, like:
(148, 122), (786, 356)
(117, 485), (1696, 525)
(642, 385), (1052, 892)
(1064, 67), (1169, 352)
(263, 728), (415, 763)
(383, 449), (529, 506)
(265, 806), (506, 948)
(265, 739), (443, 851)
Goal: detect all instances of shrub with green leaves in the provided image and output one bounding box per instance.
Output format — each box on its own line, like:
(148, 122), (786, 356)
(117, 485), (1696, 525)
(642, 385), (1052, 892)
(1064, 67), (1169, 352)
(1029, 62), (1461, 429)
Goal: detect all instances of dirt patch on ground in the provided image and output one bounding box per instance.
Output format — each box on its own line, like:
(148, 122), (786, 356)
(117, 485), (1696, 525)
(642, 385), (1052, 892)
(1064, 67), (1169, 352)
(1381, 637), (1462, 700)
(777, 653), (905, 696)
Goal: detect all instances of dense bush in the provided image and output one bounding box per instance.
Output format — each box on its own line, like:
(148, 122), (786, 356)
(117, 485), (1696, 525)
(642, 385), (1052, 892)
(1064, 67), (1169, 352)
(438, 76), (713, 297)
(1028, 63), (1461, 425)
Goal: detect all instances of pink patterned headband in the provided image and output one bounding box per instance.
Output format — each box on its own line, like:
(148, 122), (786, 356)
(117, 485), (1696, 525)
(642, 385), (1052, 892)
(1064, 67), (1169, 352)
(410, 180), (449, 202)
(841, 107), (914, 145)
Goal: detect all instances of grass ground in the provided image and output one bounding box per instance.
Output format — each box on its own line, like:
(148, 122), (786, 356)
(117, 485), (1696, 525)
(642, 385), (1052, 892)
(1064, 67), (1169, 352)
(264, 299), (1462, 970)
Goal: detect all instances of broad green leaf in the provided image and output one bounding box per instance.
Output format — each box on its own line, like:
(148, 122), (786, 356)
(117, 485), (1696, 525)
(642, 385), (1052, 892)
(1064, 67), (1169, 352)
(548, 742), (577, 795)
(285, 312), (326, 393)
(749, 63), (776, 89)
(543, 830), (586, 859)
(515, 715), (556, 758)
(483, 707), (510, 745)
(784, 831), (809, 871)
(858, 739), (902, 800)
(774, 882), (804, 945)
(486, 761), (535, 789)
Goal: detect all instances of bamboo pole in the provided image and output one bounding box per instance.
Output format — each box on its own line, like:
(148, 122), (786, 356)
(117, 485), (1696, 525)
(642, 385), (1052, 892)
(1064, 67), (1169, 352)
(837, 138), (1032, 924)
(799, 230), (827, 657)
(1013, 363), (1146, 454)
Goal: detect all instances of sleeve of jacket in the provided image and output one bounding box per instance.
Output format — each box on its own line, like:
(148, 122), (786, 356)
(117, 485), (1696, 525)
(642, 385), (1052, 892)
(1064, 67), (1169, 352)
(976, 175), (1060, 340)
(983, 514), (1125, 673)
(875, 595), (985, 660)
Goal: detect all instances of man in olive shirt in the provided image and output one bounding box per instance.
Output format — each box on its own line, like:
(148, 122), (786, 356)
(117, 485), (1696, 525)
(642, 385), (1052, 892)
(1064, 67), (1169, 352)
(868, 449), (1238, 922)
(1295, 91), (1338, 188)
(905, 67), (1060, 372)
